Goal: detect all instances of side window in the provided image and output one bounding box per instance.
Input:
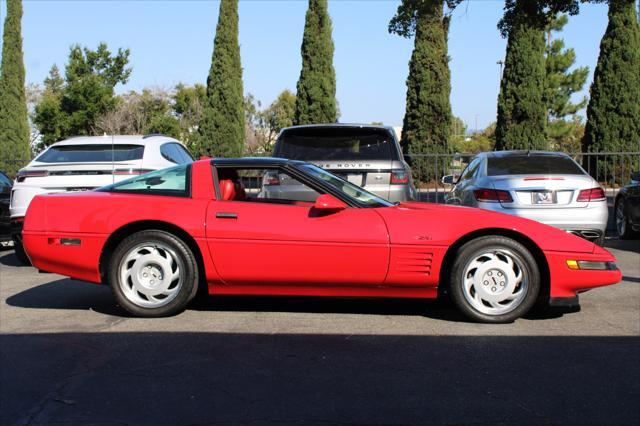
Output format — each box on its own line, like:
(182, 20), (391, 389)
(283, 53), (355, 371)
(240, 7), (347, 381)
(215, 167), (322, 205)
(0, 172), (11, 187)
(462, 158), (481, 181)
(161, 143), (191, 164)
(101, 164), (190, 197)
(175, 144), (194, 163)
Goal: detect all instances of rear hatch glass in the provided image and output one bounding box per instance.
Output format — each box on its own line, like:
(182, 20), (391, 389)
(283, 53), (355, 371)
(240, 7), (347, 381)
(275, 128), (398, 161)
(488, 155), (585, 176)
(35, 144), (145, 163)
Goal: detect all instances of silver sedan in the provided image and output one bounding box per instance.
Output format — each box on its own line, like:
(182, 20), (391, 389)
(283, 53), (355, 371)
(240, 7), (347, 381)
(444, 151), (608, 245)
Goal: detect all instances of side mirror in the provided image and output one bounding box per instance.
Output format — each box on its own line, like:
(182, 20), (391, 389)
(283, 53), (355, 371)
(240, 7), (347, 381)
(314, 194), (347, 211)
(404, 155), (413, 167)
(631, 171), (640, 183)
(442, 175), (455, 185)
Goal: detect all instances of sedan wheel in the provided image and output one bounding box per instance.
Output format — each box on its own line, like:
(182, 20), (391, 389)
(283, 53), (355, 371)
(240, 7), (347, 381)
(615, 198), (630, 239)
(450, 236), (540, 323)
(109, 230), (198, 317)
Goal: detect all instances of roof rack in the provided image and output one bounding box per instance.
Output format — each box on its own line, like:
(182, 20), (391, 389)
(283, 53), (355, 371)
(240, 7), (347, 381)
(143, 133), (167, 139)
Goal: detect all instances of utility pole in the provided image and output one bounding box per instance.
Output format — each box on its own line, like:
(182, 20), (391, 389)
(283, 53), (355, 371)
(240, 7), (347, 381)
(496, 60), (505, 80)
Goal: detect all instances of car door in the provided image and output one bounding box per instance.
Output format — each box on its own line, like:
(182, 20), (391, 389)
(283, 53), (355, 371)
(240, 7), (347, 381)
(205, 166), (390, 286)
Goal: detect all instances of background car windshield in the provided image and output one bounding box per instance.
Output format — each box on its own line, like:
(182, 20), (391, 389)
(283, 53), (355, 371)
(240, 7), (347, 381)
(276, 128), (396, 161)
(35, 144), (145, 163)
(488, 156), (585, 176)
(299, 164), (393, 207)
(100, 164), (189, 196)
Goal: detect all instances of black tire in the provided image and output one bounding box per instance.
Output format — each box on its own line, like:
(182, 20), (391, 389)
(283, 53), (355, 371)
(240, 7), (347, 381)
(449, 236), (540, 323)
(12, 237), (31, 265)
(108, 230), (199, 317)
(615, 197), (637, 239)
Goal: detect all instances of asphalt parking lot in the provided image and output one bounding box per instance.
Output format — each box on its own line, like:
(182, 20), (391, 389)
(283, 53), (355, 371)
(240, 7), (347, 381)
(1, 239), (638, 425)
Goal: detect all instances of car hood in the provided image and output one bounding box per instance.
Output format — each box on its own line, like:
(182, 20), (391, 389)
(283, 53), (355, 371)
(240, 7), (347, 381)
(376, 201), (599, 254)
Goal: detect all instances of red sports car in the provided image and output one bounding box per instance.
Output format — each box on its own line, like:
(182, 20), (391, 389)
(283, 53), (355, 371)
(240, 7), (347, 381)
(22, 158), (621, 323)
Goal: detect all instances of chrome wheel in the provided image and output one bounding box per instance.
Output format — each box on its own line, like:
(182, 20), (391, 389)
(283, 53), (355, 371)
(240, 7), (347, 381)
(118, 243), (183, 308)
(462, 249), (528, 316)
(616, 200), (626, 237)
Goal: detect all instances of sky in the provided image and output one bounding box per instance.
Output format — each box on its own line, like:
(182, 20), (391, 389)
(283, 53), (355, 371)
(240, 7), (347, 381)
(1, 0), (612, 131)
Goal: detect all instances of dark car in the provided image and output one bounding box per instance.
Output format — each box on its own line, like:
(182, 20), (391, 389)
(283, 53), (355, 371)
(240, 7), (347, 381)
(0, 171), (12, 242)
(614, 171), (640, 239)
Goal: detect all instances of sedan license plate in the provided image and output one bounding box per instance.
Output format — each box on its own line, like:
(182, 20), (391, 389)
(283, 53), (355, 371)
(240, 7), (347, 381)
(531, 191), (556, 204)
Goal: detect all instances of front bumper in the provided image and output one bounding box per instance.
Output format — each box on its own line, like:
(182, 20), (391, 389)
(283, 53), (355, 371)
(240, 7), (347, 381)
(545, 249), (621, 299)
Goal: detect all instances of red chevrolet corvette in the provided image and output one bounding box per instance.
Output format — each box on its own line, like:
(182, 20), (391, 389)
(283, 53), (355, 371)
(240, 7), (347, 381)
(22, 158), (621, 322)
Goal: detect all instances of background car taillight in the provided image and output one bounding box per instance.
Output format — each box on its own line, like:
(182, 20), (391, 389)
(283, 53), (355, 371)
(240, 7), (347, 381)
(16, 169), (48, 182)
(391, 170), (409, 184)
(577, 187), (606, 202)
(262, 171), (280, 186)
(113, 168), (155, 176)
(474, 188), (513, 203)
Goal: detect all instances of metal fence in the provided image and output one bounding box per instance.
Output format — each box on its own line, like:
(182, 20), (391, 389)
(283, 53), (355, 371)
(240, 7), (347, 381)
(405, 151), (640, 204)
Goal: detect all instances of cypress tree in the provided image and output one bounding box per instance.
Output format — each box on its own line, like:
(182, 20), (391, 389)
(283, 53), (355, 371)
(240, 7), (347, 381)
(294, 0), (337, 125)
(582, 0), (640, 158)
(495, 0), (548, 151)
(0, 0), (30, 177)
(390, 0), (452, 181)
(544, 14), (589, 151)
(197, 0), (244, 157)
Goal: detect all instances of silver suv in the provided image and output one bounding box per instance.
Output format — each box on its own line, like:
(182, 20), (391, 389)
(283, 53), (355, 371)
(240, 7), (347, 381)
(271, 124), (416, 202)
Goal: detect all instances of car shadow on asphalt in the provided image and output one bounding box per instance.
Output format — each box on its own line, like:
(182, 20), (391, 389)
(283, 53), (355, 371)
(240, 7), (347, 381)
(6, 277), (575, 323)
(604, 237), (640, 254)
(0, 251), (28, 267)
(1, 331), (638, 425)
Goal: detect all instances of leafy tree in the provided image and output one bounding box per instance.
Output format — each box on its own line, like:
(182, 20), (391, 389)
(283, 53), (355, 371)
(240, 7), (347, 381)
(583, 0), (640, 154)
(62, 44), (131, 137)
(173, 83), (206, 148)
(94, 88), (180, 139)
(0, 0), (30, 176)
(544, 14), (589, 150)
(33, 66), (66, 149)
(33, 43), (131, 147)
(294, 0), (337, 125)
(197, 0), (244, 157)
(390, 0), (453, 182)
(245, 90), (296, 155)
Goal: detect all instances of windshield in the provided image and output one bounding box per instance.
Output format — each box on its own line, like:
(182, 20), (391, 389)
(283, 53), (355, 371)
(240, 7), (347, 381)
(36, 144), (145, 163)
(98, 164), (190, 197)
(488, 155), (585, 176)
(276, 128), (397, 161)
(298, 164), (393, 207)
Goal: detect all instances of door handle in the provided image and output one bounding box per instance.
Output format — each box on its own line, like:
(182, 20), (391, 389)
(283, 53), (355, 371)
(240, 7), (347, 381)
(216, 212), (238, 219)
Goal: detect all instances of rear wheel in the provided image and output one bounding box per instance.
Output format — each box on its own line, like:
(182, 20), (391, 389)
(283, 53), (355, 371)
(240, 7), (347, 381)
(109, 230), (198, 317)
(449, 236), (540, 323)
(12, 237), (31, 265)
(615, 197), (637, 239)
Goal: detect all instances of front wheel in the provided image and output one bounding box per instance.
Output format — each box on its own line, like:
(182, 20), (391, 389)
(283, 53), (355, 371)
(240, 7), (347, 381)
(449, 236), (540, 323)
(108, 230), (199, 317)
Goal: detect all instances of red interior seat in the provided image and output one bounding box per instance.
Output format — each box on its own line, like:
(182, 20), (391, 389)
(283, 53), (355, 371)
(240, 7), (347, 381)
(219, 179), (236, 201)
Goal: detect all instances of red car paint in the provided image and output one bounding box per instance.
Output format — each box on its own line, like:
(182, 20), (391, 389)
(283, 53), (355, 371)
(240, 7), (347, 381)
(22, 159), (621, 302)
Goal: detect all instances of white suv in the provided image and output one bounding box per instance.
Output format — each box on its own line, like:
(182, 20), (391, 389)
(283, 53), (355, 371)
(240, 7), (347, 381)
(10, 134), (193, 263)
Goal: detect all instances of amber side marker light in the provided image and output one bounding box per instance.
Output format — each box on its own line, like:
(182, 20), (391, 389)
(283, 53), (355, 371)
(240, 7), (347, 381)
(566, 260), (618, 270)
